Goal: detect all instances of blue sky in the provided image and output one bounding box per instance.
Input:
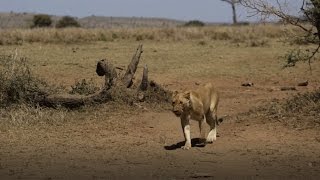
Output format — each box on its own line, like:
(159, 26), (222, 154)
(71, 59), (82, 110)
(0, 0), (302, 23)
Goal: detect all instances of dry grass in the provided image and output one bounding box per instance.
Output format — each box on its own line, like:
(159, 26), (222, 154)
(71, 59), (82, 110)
(0, 54), (54, 106)
(254, 89), (320, 129)
(0, 104), (68, 127)
(0, 102), (139, 130)
(0, 24), (301, 45)
(0, 24), (319, 127)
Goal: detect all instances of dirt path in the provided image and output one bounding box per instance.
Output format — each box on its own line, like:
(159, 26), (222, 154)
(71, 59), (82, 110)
(1, 81), (320, 179)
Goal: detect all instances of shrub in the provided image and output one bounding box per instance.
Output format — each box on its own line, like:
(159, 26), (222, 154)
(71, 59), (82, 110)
(183, 20), (205, 27)
(0, 54), (50, 106)
(258, 89), (320, 128)
(198, 40), (207, 46)
(56, 16), (81, 28)
(283, 49), (309, 68)
(236, 21), (250, 26)
(32, 14), (52, 28)
(136, 34), (144, 41)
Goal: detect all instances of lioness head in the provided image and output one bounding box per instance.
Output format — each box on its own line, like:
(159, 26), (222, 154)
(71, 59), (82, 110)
(172, 91), (190, 117)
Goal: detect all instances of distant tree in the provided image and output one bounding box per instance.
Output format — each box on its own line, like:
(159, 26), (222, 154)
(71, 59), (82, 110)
(184, 20), (205, 27)
(56, 16), (81, 28)
(32, 14), (52, 28)
(221, 0), (242, 24)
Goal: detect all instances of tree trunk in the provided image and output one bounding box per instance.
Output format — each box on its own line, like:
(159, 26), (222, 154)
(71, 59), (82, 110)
(221, 0), (238, 24)
(231, 2), (238, 24)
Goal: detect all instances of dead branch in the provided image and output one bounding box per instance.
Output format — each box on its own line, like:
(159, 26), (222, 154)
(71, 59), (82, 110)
(240, 0), (312, 33)
(122, 44), (143, 88)
(36, 44), (170, 109)
(139, 64), (148, 91)
(96, 59), (117, 89)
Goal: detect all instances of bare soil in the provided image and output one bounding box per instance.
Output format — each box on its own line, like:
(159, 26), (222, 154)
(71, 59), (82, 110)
(1, 77), (320, 179)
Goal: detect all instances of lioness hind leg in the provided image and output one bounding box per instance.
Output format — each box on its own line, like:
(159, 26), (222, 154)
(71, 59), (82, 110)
(198, 119), (206, 145)
(181, 115), (191, 150)
(205, 111), (217, 143)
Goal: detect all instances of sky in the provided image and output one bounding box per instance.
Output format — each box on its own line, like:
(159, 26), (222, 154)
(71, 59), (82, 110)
(0, 0), (302, 23)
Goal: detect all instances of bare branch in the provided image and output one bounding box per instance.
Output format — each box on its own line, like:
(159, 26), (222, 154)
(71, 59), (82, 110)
(241, 0), (311, 32)
(241, 0), (320, 69)
(221, 0), (241, 4)
(306, 43), (320, 71)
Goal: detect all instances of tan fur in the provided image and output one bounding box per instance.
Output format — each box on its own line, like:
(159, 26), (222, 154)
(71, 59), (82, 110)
(172, 83), (219, 150)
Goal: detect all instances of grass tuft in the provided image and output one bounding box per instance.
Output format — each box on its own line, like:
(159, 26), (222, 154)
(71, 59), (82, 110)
(0, 53), (52, 106)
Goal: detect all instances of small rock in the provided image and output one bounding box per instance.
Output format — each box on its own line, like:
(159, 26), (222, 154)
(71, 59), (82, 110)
(191, 173), (213, 178)
(241, 82), (254, 87)
(298, 80), (308, 86)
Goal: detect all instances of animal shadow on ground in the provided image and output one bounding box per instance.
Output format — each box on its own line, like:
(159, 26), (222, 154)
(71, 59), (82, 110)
(164, 138), (206, 150)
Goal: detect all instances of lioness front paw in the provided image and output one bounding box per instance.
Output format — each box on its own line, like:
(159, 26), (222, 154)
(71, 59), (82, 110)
(206, 136), (216, 144)
(181, 143), (191, 150)
(206, 140), (213, 144)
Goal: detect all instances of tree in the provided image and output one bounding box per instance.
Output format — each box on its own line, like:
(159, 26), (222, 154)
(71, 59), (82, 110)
(32, 14), (52, 28)
(221, 0), (242, 24)
(56, 16), (81, 28)
(240, 0), (320, 69)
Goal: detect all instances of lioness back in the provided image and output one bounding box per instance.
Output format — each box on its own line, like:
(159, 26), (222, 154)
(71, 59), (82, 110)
(192, 83), (219, 114)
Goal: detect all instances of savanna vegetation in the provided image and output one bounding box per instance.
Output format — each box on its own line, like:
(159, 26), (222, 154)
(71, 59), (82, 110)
(0, 24), (319, 126)
(0, 17), (320, 178)
(0, 24), (301, 45)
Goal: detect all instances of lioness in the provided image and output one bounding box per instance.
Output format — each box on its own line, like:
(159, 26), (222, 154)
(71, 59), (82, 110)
(172, 83), (219, 150)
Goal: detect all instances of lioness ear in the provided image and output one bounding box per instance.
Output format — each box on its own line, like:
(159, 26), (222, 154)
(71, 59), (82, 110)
(172, 90), (178, 97)
(183, 91), (191, 100)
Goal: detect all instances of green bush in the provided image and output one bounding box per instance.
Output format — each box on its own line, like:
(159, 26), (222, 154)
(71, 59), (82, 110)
(56, 16), (81, 28)
(32, 14), (52, 28)
(183, 20), (205, 27)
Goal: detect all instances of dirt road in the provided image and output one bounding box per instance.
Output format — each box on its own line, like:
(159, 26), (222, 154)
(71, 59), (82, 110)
(1, 81), (320, 179)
